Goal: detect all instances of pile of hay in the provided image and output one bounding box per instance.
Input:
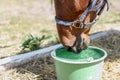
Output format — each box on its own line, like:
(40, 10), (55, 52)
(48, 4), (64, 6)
(0, 30), (120, 80)
(91, 31), (120, 80)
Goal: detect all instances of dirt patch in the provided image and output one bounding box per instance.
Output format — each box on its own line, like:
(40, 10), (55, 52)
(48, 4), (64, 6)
(0, 0), (54, 21)
(110, 1), (120, 11)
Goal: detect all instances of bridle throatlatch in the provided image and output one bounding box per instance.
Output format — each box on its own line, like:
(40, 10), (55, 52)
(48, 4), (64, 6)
(55, 0), (109, 28)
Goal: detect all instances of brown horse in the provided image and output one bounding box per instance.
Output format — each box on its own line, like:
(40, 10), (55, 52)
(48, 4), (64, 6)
(54, 0), (109, 53)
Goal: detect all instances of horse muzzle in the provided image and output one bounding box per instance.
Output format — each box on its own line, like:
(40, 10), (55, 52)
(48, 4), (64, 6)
(67, 34), (90, 53)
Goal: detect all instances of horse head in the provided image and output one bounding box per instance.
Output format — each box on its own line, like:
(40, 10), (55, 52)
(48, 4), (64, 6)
(54, 0), (108, 53)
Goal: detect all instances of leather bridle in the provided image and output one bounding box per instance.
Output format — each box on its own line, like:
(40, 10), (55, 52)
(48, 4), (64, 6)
(55, 0), (109, 29)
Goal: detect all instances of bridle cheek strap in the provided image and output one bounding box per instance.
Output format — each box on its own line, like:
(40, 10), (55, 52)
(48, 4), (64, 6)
(55, 0), (109, 29)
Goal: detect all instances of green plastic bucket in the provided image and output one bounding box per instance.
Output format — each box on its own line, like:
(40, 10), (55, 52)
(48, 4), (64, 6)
(51, 46), (107, 80)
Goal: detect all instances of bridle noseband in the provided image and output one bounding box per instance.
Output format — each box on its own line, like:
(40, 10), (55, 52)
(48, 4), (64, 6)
(55, 0), (109, 29)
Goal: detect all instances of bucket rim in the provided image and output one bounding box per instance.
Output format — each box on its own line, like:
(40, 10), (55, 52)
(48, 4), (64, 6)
(51, 46), (107, 64)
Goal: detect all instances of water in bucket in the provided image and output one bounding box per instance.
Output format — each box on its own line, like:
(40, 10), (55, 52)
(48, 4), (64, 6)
(55, 47), (104, 62)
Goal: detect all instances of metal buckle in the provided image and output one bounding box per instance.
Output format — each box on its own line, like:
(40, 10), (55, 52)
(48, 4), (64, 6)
(73, 21), (83, 28)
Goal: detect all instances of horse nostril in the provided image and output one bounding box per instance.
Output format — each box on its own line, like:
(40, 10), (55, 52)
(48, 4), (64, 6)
(81, 37), (88, 50)
(67, 46), (80, 53)
(73, 47), (82, 53)
(72, 37), (88, 53)
(67, 47), (72, 51)
(66, 37), (88, 53)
